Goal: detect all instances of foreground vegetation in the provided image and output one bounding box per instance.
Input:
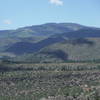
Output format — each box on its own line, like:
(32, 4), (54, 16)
(0, 61), (100, 100)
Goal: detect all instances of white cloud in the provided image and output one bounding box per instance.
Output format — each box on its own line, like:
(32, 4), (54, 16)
(49, 0), (63, 6)
(3, 19), (12, 25)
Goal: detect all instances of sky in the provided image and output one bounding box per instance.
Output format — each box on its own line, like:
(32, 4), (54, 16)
(0, 0), (100, 30)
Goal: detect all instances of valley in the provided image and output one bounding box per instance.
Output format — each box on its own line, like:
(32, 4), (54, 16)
(0, 61), (100, 100)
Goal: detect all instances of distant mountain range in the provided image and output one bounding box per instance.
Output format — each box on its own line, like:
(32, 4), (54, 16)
(0, 23), (100, 63)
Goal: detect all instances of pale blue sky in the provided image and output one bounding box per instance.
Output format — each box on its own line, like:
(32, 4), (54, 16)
(0, 0), (100, 30)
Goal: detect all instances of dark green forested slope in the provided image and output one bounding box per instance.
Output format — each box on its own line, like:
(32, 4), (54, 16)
(11, 38), (100, 63)
(0, 23), (100, 63)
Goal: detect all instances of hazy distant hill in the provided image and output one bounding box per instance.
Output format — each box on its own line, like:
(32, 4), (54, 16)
(0, 23), (100, 62)
(10, 38), (100, 63)
(0, 23), (86, 38)
(6, 27), (100, 55)
(0, 23), (86, 52)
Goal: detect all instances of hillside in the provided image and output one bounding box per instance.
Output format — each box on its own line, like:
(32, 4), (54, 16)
(0, 23), (100, 63)
(0, 23), (100, 100)
(10, 38), (100, 63)
(0, 23), (86, 38)
(0, 23), (87, 54)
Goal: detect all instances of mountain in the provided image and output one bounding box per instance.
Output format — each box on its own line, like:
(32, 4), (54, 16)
(0, 22), (86, 52)
(10, 37), (100, 63)
(20, 23), (86, 36)
(0, 23), (86, 38)
(5, 27), (100, 55)
(0, 23), (100, 62)
(6, 36), (65, 55)
(61, 28), (100, 38)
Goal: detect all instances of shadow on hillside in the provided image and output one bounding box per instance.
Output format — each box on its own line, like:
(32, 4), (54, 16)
(63, 38), (94, 46)
(6, 36), (65, 55)
(0, 66), (33, 72)
(42, 50), (68, 61)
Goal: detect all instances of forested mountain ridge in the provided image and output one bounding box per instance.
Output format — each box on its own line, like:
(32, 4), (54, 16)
(0, 23), (100, 63)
